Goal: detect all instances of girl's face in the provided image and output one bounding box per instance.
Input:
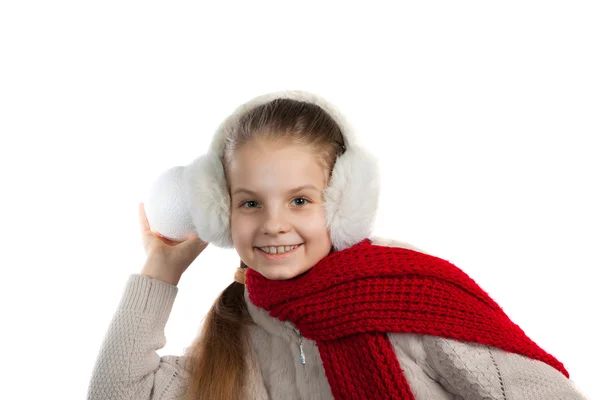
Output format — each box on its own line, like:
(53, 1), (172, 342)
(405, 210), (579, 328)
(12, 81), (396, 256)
(228, 139), (333, 280)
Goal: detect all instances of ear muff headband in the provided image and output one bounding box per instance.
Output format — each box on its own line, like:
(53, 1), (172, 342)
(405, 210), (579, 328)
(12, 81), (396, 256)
(145, 90), (380, 252)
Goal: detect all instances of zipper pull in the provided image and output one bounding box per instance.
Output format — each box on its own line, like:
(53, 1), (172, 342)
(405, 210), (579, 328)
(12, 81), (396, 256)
(292, 326), (306, 365)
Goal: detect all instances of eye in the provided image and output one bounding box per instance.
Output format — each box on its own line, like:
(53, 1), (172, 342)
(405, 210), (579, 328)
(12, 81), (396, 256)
(242, 201), (259, 208)
(240, 197), (310, 208)
(293, 197), (310, 206)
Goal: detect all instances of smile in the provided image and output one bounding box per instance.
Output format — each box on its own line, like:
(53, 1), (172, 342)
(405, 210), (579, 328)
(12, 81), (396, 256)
(256, 244), (303, 260)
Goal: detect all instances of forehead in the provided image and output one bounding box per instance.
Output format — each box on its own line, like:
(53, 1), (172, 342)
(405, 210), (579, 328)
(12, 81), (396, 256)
(228, 140), (327, 194)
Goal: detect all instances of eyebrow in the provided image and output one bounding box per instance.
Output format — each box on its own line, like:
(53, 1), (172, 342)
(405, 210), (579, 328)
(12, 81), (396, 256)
(232, 184), (320, 196)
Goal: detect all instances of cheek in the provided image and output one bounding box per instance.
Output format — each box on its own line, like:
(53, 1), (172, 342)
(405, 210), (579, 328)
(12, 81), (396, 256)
(231, 208), (328, 239)
(230, 213), (251, 242)
(302, 208), (328, 232)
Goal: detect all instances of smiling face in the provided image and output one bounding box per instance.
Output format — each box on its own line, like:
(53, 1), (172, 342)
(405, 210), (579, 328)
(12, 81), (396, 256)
(227, 138), (333, 280)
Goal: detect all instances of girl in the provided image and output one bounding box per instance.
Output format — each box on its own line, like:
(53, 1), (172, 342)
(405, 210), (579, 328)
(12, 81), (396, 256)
(87, 91), (588, 400)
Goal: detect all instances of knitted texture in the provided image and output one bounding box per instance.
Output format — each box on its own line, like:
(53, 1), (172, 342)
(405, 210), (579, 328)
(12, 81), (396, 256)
(422, 335), (585, 400)
(246, 238), (569, 400)
(86, 274), (190, 400)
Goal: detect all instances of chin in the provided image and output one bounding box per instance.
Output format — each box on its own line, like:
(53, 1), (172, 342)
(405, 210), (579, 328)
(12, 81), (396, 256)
(255, 266), (306, 281)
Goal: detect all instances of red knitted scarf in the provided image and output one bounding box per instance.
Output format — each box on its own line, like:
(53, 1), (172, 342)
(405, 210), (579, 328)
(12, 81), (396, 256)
(246, 238), (568, 400)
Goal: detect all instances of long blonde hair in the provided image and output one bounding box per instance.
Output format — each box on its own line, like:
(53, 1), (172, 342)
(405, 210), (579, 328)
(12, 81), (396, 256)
(183, 98), (346, 400)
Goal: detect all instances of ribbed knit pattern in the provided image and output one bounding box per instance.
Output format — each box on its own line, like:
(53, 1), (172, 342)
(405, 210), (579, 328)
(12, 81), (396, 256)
(422, 335), (585, 400)
(86, 274), (189, 400)
(246, 238), (569, 400)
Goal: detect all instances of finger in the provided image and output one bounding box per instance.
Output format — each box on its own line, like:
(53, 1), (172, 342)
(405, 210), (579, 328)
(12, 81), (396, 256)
(187, 233), (209, 247)
(156, 235), (179, 246)
(183, 236), (208, 254)
(184, 232), (199, 241)
(138, 202), (151, 233)
(185, 232), (206, 245)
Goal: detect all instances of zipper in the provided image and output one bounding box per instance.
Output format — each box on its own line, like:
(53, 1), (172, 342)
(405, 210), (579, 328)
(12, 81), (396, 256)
(291, 325), (306, 365)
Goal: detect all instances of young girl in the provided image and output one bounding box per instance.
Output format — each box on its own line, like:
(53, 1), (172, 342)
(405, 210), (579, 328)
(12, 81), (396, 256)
(87, 91), (588, 400)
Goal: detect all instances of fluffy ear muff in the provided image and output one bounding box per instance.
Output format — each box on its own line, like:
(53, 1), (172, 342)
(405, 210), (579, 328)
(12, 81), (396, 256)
(323, 146), (380, 251)
(182, 153), (234, 248)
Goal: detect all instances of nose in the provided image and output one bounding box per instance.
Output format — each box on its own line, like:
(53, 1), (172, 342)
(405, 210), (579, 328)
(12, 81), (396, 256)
(260, 209), (291, 235)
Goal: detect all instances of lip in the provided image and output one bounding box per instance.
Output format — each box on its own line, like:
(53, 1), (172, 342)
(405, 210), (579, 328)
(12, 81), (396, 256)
(255, 244), (303, 260)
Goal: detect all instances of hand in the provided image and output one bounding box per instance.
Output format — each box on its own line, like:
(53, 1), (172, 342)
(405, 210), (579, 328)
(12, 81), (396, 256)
(138, 202), (209, 284)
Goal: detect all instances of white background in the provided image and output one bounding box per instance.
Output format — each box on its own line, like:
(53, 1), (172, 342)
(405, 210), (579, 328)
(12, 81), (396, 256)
(1, 1), (597, 399)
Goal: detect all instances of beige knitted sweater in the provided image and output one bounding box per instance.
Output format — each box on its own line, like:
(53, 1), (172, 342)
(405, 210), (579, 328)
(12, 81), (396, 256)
(87, 240), (588, 399)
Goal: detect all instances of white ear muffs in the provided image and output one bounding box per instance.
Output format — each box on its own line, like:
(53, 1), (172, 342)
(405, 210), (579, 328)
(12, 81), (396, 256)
(144, 90), (380, 252)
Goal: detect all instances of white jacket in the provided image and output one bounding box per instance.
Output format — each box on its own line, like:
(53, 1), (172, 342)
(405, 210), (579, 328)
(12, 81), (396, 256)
(87, 237), (588, 399)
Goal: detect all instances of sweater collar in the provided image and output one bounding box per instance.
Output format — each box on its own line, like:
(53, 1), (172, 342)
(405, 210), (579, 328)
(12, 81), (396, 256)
(244, 287), (297, 338)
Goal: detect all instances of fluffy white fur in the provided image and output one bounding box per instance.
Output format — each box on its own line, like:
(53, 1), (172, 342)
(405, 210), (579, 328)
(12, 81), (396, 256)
(182, 90), (380, 251)
(323, 146), (380, 250)
(182, 153), (234, 247)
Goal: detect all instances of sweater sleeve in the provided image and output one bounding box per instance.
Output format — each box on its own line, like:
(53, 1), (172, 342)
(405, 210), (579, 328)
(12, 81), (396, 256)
(86, 274), (191, 400)
(422, 335), (588, 400)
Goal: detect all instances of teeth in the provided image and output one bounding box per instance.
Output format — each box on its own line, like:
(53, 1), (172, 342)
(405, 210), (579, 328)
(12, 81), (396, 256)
(259, 244), (299, 254)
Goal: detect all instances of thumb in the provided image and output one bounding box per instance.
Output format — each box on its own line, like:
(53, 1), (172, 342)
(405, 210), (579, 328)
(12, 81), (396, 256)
(182, 233), (209, 251)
